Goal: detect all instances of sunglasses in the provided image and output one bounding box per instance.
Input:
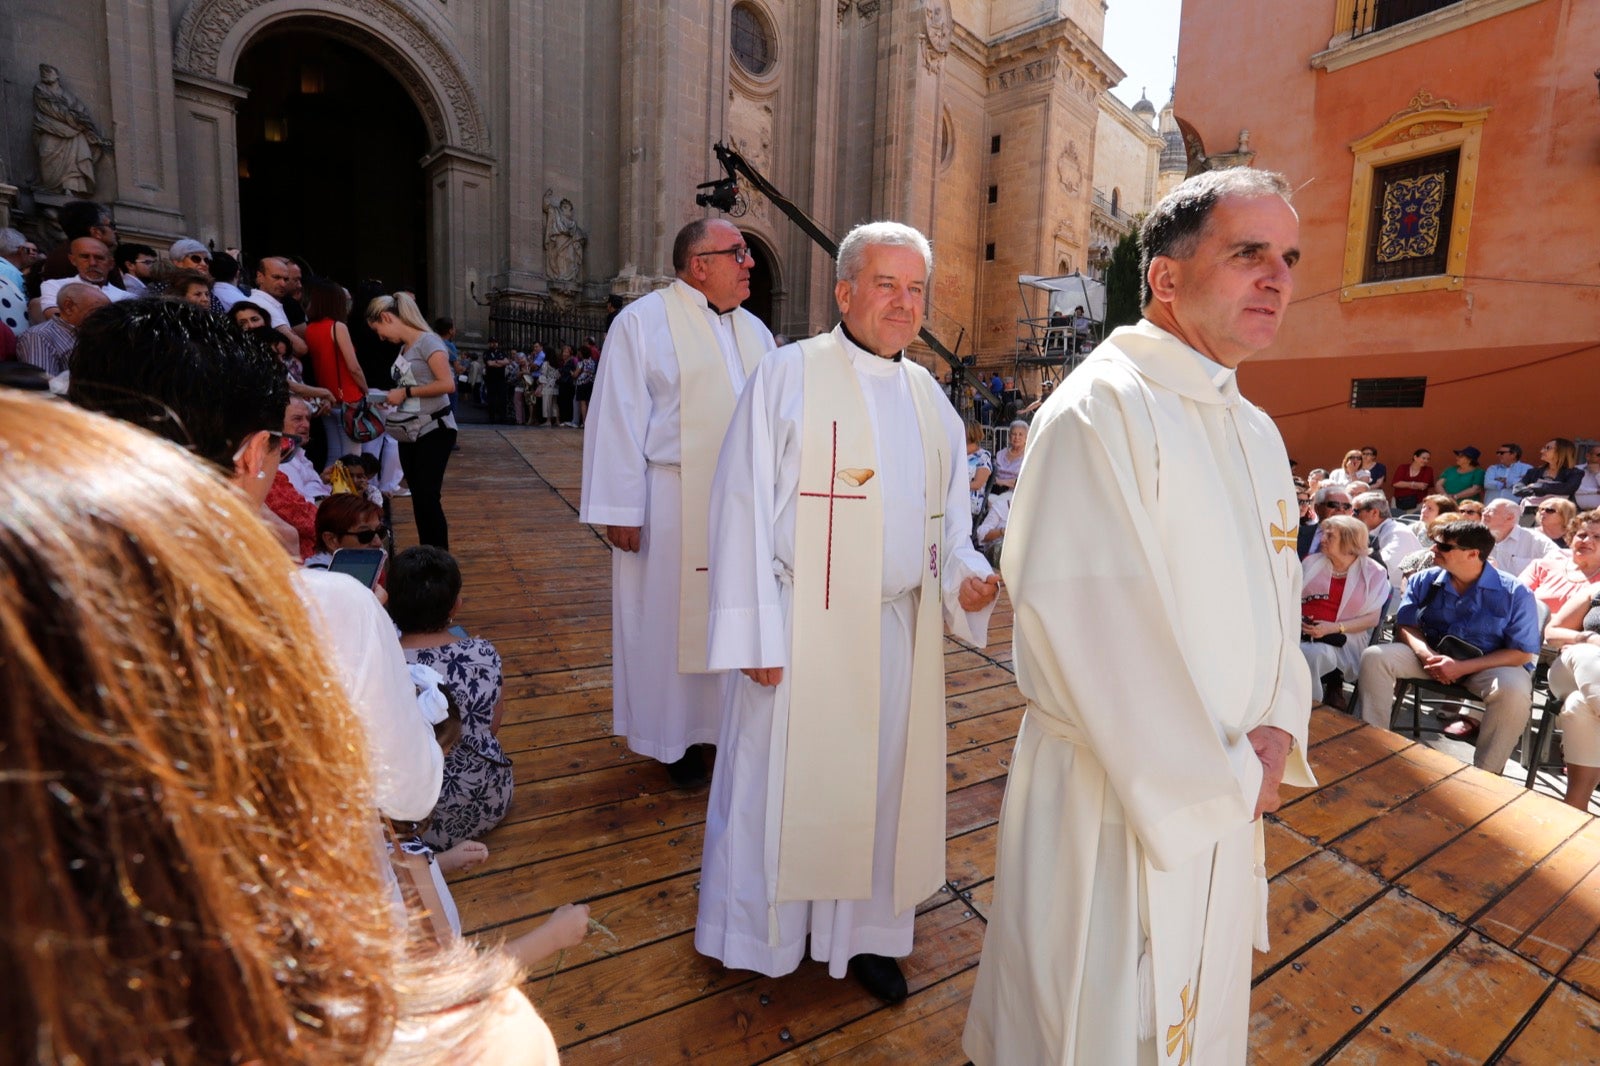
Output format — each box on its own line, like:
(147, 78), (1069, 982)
(695, 245), (751, 265)
(342, 526), (389, 544)
(1323, 501), (1352, 511)
(1537, 506), (1563, 515)
(1433, 543), (1465, 552)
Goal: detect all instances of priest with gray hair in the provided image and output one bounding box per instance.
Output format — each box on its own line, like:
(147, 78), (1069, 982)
(696, 220), (999, 1002)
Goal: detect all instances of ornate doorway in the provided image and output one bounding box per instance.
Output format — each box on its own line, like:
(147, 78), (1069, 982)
(235, 30), (429, 303)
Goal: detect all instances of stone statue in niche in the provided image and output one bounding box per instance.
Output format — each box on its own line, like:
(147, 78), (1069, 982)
(921, 0), (952, 73)
(543, 188), (587, 289)
(32, 65), (112, 196)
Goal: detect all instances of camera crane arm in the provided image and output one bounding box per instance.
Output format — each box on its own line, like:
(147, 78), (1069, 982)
(698, 142), (1000, 411)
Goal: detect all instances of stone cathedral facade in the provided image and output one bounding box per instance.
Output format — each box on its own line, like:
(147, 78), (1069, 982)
(0, 0), (1165, 366)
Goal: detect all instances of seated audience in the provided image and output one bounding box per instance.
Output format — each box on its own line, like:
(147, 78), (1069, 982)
(1577, 444), (1600, 512)
(231, 300), (268, 331)
(991, 420), (1028, 492)
(1456, 499), (1485, 519)
(1299, 483), (1352, 559)
(1516, 437), (1582, 502)
(965, 422), (992, 515)
(1, 390), (553, 1064)
(1485, 443), (1533, 505)
(1482, 498), (1560, 577)
(975, 490), (1010, 565)
(17, 281), (108, 376)
(1537, 497), (1578, 548)
(1520, 510), (1600, 614)
(1355, 520), (1540, 772)
(1324, 449), (1364, 487)
(307, 492), (387, 570)
(1415, 494), (1461, 544)
(167, 267), (214, 308)
(1545, 584), (1600, 810)
(1359, 446), (1386, 492)
(1400, 515), (1459, 578)
(38, 237), (130, 315)
(280, 396), (332, 502)
(1436, 446), (1485, 503)
(1353, 491), (1421, 599)
(1392, 448), (1434, 511)
(1300, 515), (1390, 710)
(67, 297), (443, 822)
(388, 546), (515, 853)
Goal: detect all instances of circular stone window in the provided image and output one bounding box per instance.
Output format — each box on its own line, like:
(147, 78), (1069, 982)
(731, 3), (775, 77)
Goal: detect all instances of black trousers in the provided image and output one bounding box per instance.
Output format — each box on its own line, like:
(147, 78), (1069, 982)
(397, 425), (457, 548)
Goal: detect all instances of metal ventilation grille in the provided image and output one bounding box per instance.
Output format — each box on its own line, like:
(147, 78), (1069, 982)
(1350, 376), (1427, 408)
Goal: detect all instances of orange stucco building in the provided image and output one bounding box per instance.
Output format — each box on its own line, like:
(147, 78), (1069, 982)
(1173, 0), (1598, 471)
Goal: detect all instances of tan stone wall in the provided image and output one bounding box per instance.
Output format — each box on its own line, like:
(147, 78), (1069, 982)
(1092, 97), (1159, 218)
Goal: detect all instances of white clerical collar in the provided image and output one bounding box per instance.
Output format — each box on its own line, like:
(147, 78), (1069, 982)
(835, 325), (900, 377)
(1180, 343), (1237, 390)
(674, 279), (736, 318)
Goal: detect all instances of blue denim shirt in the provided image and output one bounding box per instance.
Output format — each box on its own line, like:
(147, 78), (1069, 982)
(1396, 565), (1541, 669)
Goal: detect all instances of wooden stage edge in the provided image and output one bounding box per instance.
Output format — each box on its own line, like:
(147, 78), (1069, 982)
(390, 424), (1600, 1065)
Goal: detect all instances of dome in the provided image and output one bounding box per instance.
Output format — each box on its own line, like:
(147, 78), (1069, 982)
(1131, 88), (1156, 122)
(1160, 128), (1187, 173)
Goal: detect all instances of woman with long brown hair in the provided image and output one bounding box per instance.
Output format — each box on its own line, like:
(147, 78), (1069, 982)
(0, 391), (554, 1063)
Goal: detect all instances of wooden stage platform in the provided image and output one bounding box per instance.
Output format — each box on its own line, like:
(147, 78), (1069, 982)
(395, 425), (1600, 1064)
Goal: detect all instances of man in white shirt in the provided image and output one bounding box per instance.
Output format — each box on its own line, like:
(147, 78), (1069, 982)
(1353, 491), (1422, 610)
(1484, 444), (1534, 505)
(250, 256), (307, 356)
(39, 238), (130, 314)
(281, 397), (332, 502)
(1484, 498), (1560, 577)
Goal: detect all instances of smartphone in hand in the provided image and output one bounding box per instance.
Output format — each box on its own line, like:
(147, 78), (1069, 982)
(328, 547), (387, 589)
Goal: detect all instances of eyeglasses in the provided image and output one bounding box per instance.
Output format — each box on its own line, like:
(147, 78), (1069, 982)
(1537, 506), (1563, 515)
(1323, 501), (1352, 511)
(1495, 449), (1513, 454)
(270, 432), (297, 461)
(695, 245), (751, 265)
(133, 257), (157, 267)
(1433, 543), (1464, 552)
(342, 526), (389, 544)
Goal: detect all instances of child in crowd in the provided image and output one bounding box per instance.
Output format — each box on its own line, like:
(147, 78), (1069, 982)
(387, 546), (516, 852)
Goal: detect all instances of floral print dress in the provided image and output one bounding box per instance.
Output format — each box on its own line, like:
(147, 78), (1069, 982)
(407, 637), (514, 851)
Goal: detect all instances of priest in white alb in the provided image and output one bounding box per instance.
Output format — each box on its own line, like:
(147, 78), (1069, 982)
(964, 169), (1317, 1065)
(580, 219), (774, 786)
(695, 222), (1001, 1003)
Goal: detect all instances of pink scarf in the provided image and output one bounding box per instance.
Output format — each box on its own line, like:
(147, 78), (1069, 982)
(1301, 552), (1390, 620)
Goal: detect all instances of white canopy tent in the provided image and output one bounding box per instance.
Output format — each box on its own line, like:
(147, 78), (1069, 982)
(1017, 272), (1107, 322)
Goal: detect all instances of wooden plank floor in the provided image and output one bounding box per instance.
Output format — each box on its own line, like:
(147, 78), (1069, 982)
(393, 425), (1600, 1064)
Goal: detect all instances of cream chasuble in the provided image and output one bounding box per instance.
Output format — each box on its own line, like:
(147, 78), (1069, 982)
(779, 332), (947, 915)
(660, 279), (769, 672)
(963, 320), (1316, 1066)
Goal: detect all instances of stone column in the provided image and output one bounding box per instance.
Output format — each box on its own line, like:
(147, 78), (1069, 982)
(172, 72), (249, 251)
(423, 146), (496, 334)
(104, 0), (188, 239)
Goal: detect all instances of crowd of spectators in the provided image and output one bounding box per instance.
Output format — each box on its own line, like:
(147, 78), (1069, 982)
(465, 335), (600, 427)
(2, 212), (590, 1057)
(1297, 436), (1600, 808)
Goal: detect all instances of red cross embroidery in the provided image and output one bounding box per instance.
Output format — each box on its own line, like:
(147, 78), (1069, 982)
(799, 421), (866, 610)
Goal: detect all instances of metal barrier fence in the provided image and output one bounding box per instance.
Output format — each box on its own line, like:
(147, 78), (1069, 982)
(487, 294), (609, 354)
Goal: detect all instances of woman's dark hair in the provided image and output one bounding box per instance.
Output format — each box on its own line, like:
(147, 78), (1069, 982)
(1413, 448), (1430, 459)
(304, 278), (351, 323)
(230, 300), (268, 326)
(250, 324), (289, 358)
(385, 546), (462, 633)
(68, 298), (288, 471)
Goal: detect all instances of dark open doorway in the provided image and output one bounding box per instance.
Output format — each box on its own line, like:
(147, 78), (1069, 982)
(235, 30), (429, 304)
(742, 232), (779, 333)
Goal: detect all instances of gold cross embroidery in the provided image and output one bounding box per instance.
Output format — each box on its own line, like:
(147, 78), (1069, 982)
(1166, 982), (1198, 1064)
(1269, 499), (1296, 554)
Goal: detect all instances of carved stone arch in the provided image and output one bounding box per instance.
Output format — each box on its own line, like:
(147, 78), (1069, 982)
(173, 0), (489, 154)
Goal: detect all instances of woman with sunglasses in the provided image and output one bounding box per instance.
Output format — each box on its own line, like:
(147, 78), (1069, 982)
(1516, 437), (1583, 504)
(1537, 497), (1578, 548)
(307, 492), (387, 569)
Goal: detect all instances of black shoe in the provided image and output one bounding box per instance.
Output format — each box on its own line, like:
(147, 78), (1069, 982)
(849, 953), (907, 1004)
(664, 746), (708, 788)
